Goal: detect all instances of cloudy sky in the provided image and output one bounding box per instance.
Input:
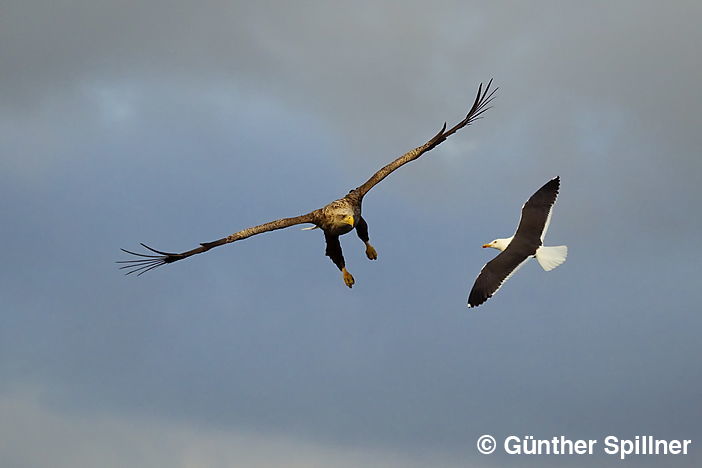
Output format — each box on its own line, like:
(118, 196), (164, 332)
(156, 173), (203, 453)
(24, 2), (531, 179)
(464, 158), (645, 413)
(1, 1), (701, 466)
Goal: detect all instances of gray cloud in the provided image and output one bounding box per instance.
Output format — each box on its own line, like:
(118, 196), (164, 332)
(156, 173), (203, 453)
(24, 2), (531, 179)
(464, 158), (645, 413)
(1, 391), (482, 468)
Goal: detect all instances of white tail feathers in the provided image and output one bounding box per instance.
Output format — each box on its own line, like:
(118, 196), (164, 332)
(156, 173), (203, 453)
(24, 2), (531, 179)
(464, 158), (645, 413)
(535, 245), (568, 271)
(301, 226), (318, 231)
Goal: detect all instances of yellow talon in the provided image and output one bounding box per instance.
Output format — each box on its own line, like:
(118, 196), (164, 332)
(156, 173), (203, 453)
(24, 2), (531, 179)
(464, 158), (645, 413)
(342, 268), (355, 288)
(365, 243), (377, 260)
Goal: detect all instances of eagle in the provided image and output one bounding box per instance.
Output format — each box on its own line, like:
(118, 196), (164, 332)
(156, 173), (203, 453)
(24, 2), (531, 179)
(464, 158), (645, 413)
(119, 80), (496, 287)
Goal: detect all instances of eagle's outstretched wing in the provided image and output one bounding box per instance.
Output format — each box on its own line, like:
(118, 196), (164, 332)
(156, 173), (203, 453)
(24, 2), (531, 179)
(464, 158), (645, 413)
(118, 211), (319, 275)
(353, 79), (496, 198)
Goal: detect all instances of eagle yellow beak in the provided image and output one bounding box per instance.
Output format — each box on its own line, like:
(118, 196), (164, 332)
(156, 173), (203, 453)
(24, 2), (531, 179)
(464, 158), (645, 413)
(482, 243), (491, 248)
(343, 215), (355, 227)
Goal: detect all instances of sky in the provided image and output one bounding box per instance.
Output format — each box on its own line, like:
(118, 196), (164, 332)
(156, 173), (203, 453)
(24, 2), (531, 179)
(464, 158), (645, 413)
(1, 1), (701, 466)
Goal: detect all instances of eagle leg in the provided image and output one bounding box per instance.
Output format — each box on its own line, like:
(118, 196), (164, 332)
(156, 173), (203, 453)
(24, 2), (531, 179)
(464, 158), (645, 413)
(342, 268), (355, 287)
(355, 216), (378, 260)
(325, 232), (355, 288)
(365, 244), (377, 260)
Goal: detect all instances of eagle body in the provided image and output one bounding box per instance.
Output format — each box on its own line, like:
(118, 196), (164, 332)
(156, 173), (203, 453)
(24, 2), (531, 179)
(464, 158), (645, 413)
(317, 193), (362, 235)
(312, 190), (371, 287)
(119, 81), (496, 287)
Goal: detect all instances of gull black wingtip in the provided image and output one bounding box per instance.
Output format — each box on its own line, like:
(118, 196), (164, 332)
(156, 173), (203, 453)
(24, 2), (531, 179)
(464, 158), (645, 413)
(542, 176), (560, 193)
(467, 290), (489, 309)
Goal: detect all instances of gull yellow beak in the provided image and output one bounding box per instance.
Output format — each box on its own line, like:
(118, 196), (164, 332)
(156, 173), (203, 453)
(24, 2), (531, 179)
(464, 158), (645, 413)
(343, 215), (355, 227)
(482, 243), (491, 248)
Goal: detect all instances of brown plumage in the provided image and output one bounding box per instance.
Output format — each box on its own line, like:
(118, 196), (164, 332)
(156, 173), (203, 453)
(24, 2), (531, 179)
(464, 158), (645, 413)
(119, 80), (496, 287)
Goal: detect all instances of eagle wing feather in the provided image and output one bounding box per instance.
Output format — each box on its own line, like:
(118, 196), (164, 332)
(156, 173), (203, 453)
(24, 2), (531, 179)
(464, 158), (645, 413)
(118, 211), (319, 275)
(353, 79), (496, 198)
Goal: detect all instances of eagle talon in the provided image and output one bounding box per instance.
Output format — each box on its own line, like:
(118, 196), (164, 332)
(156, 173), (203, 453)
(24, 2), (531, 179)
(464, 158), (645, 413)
(365, 244), (377, 260)
(342, 268), (355, 288)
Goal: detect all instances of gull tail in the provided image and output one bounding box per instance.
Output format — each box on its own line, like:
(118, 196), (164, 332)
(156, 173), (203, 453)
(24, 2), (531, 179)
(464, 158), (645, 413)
(535, 245), (568, 271)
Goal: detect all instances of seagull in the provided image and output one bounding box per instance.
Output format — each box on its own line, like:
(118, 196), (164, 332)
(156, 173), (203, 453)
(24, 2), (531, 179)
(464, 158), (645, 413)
(468, 176), (567, 307)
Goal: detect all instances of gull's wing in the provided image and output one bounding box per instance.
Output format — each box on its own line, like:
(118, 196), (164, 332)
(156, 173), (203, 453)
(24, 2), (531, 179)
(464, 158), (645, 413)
(513, 176), (560, 244)
(118, 211), (319, 275)
(468, 248), (529, 308)
(353, 80), (496, 198)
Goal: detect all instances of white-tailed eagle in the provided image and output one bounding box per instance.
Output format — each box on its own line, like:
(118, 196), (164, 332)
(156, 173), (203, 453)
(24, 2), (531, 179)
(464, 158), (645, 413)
(119, 81), (496, 288)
